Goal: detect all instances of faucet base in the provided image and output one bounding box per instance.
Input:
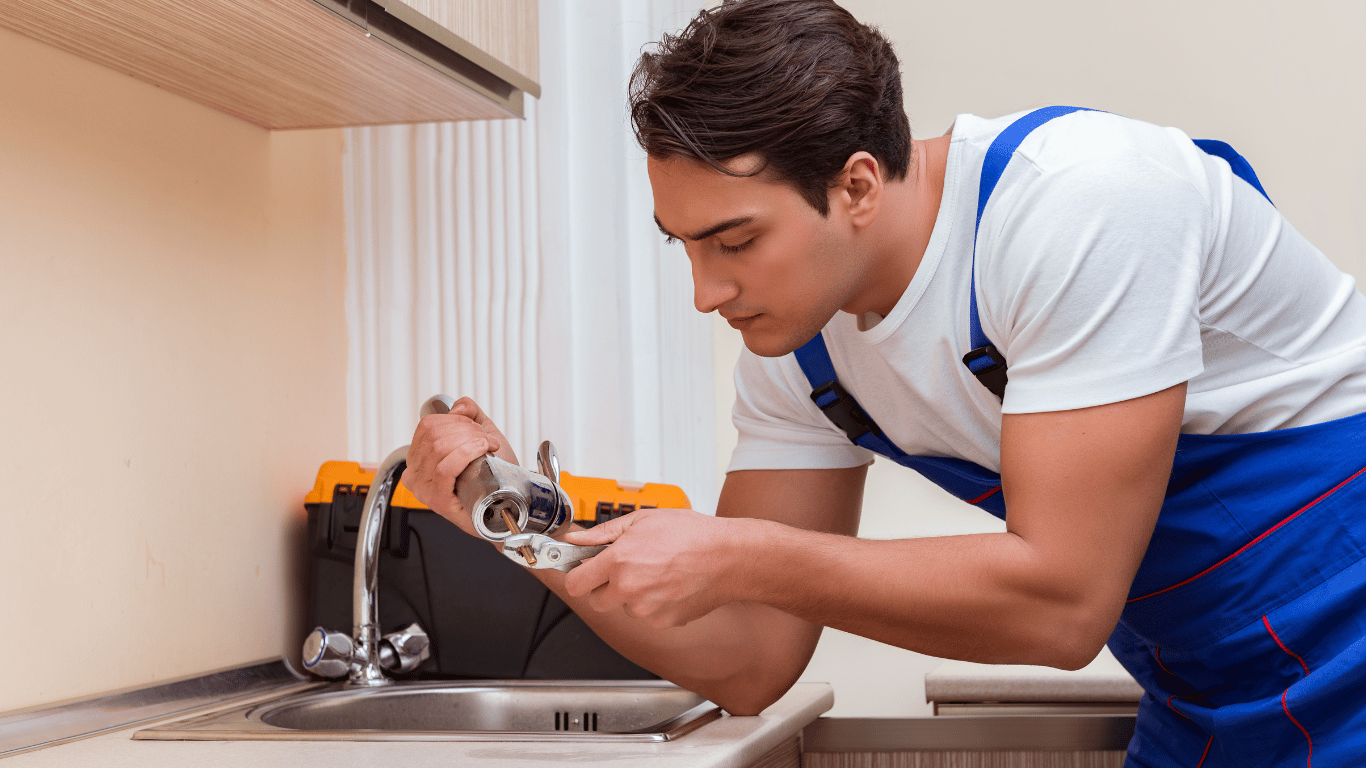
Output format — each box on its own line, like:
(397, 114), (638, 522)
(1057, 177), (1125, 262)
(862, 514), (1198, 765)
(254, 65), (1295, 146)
(347, 664), (393, 687)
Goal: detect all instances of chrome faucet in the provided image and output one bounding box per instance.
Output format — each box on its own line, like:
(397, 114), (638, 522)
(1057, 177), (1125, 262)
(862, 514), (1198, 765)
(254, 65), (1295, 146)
(301, 443), (432, 686)
(301, 394), (590, 685)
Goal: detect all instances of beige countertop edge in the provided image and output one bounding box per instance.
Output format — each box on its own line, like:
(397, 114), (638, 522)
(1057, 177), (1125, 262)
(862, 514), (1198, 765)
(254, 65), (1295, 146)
(1, 682), (834, 768)
(925, 649), (1143, 704)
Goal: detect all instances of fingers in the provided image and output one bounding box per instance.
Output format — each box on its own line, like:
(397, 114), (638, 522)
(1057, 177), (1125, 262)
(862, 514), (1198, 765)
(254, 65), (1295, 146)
(415, 412), (500, 456)
(563, 513), (638, 546)
(561, 512), (646, 597)
(564, 547), (611, 597)
(561, 509), (731, 630)
(447, 397), (517, 464)
(403, 398), (511, 534)
(434, 431), (493, 487)
(448, 395), (488, 424)
(580, 583), (684, 630)
(567, 558), (654, 623)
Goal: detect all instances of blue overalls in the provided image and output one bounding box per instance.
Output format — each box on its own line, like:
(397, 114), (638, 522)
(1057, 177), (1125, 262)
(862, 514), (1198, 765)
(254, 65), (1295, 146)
(795, 107), (1366, 767)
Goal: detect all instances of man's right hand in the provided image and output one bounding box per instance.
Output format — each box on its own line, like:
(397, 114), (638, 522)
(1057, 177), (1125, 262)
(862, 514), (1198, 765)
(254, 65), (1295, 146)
(401, 396), (517, 538)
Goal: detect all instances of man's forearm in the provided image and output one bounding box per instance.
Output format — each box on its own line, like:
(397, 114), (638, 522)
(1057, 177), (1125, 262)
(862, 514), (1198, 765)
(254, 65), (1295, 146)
(532, 512), (1117, 712)
(733, 520), (1123, 669)
(534, 515), (1109, 711)
(723, 386), (1181, 670)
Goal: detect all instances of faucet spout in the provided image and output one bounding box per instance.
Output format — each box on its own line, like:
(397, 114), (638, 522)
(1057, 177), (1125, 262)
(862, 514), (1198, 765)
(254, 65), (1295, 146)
(302, 394), (555, 685)
(349, 444), (410, 687)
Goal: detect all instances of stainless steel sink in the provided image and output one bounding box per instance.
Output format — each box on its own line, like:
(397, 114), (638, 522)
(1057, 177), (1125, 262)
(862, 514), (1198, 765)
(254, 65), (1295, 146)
(133, 680), (723, 742)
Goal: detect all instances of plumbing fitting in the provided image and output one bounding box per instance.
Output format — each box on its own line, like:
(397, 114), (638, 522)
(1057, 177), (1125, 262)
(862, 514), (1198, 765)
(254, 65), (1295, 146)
(421, 395), (575, 543)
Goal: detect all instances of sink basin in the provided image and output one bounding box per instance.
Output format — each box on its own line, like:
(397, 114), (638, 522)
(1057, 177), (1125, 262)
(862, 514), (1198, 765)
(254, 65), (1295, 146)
(133, 680), (723, 742)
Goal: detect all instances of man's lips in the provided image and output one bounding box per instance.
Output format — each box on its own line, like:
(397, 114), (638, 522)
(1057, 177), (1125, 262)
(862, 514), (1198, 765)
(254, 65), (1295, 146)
(725, 313), (760, 330)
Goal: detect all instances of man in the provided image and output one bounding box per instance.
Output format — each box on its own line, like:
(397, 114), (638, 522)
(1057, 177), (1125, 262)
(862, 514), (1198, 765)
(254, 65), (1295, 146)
(403, 1), (1366, 764)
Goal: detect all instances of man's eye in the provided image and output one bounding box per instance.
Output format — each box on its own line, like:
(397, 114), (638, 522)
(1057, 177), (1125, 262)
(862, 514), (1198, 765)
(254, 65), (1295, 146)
(719, 239), (753, 254)
(663, 235), (679, 246)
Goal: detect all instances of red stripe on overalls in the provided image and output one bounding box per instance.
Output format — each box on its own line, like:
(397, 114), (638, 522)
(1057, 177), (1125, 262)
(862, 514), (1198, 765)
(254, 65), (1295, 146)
(1264, 615), (1314, 766)
(1153, 646), (1173, 675)
(1196, 735), (1214, 768)
(1263, 616), (1310, 676)
(1153, 647), (1217, 766)
(1128, 465), (1366, 603)
(1281, 691), (1313, 767)
(966, 485), (1001, 505)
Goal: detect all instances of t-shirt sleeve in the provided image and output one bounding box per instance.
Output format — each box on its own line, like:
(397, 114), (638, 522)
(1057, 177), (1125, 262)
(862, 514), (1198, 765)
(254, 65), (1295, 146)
(979, 148), (1211, 413)
(726, 346), (875, 472)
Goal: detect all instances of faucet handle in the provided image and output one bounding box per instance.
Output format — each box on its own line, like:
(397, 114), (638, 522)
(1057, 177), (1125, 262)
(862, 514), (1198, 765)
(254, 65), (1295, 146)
(536, 441), (560, 484)
(378, 622), (432, 674)
(420, 394), (456, 417)
(301, 627), (355, 679)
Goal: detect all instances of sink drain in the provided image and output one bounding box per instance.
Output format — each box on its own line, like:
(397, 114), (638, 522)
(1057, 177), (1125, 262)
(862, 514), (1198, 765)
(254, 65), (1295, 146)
(553, 711), (599, 731)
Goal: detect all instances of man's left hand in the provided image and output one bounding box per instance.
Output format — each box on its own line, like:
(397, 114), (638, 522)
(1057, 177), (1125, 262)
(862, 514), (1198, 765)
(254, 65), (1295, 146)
(562, 508), (747, 629)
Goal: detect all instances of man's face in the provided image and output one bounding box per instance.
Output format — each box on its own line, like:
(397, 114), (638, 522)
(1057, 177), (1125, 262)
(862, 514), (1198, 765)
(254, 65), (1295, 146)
(648, 154), (865, 357)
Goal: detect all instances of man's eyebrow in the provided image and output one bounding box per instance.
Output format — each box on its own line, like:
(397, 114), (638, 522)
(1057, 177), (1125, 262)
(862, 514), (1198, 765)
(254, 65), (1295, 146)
(653, 214), (755, 242)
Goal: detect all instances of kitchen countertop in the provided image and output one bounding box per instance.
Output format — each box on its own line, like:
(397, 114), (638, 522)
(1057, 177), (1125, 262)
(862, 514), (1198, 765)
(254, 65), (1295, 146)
(4, 682), (833, 768)
(925, 647), (1143, 704)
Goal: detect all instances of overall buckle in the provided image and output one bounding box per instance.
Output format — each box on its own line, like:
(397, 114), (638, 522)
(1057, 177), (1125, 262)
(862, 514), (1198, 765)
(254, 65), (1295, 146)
(962, 345), (1008, 401)
(810, 381), (877, 442)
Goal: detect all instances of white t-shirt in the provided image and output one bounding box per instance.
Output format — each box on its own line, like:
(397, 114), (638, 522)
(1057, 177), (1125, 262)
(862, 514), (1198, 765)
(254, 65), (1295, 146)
(729, 110), (1366, 474)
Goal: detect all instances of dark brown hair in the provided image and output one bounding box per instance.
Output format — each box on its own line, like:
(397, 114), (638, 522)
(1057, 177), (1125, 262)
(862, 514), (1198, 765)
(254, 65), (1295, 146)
(629, 0), (911, 216)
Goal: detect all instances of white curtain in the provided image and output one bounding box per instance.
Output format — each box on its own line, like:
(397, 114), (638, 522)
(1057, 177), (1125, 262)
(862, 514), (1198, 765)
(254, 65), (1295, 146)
(343, 0), (717, 514)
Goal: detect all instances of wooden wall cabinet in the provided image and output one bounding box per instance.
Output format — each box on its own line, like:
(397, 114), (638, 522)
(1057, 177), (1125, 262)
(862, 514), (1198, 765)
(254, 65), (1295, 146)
(0, 0), (540, 128)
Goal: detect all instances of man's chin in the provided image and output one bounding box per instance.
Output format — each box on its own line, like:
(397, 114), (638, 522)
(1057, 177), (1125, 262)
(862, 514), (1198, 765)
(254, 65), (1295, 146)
(739, 329), (811, 358)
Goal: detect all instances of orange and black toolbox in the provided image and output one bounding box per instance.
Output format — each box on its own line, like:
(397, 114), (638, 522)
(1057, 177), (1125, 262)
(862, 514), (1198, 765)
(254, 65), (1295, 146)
(304, 461), (689, 680)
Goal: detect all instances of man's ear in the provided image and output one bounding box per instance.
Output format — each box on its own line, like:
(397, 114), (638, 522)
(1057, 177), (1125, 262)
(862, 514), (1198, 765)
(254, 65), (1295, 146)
(835, 151), (882, 227)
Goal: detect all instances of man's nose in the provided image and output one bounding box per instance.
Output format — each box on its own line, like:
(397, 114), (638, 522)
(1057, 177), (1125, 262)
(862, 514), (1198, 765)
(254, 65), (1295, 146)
(692, 258), (738, 314)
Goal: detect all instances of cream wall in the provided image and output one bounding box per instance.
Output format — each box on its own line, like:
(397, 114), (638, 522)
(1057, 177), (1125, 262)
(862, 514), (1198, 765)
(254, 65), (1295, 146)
(0, 27), (348, 712)
(714, 0), (1366, 717)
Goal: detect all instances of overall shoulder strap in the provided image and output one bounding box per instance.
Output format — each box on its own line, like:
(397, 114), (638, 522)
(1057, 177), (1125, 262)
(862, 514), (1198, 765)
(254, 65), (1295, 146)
(793, 332), (1008, 517)
(962, 106), (1096, 401)
(963, 110), (1276, 402)
(797, 332), (1010, 516)
(794, 333), (910, 460)
(1192, 139), (1273, 204)
(782, 108), (1271, 522)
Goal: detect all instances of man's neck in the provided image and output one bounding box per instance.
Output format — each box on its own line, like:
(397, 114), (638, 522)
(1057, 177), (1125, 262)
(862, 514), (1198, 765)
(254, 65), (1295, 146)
(857, 134), (951, 318)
